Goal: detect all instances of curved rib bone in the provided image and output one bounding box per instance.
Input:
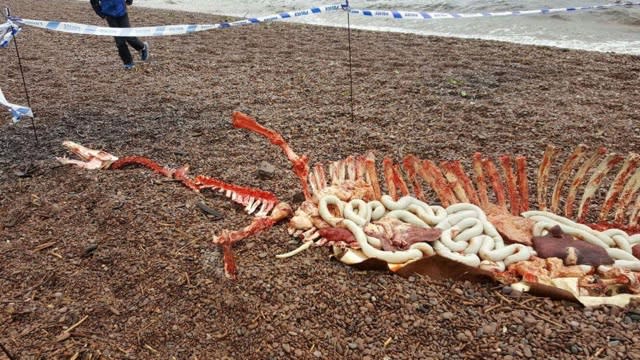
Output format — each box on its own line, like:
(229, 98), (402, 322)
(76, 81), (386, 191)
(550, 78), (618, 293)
(577, 153), (623, 223)
(355, 155), (367, 182)
(383, 156), (400, 200)
(402, 155), (425, 201)
(515, 156), (529, 213)
(393, 163), (410, 198)
(614, 169), (640, 224)
(329, 158), (346, 186)
(472, 152), (490, 208)
(564, 147), (606, 219)
(420, 159), (457, 207)
(442, 160), (479, 206)
(551, 144), (587, 214)
(346, 155), (357, 182)
(499, 155), (519, 215)
(440, 160), (470, 204)
(309, 163), (328, 198)
(482, 158), (506, 208)
(536, 144), (556, 211)
(364, 152), (382, 201)
(599, 153), (640, 222)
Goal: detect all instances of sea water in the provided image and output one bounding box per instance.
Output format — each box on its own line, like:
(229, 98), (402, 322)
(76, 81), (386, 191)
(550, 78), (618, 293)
(132, 1), (640, 55)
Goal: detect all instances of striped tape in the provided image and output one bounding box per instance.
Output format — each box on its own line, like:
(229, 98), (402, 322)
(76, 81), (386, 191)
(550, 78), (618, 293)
(0, 20), (20, 48)
(348, 2), (640, 21)
(11, 3), (343, 37)
(0, 87), (33, 124)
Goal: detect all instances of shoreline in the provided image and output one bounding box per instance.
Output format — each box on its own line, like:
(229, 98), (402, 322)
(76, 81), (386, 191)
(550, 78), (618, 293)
(98, 0), (640, 55)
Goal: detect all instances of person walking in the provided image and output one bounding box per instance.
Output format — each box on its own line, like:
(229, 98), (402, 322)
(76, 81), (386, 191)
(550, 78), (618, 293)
(90, 0), (150, 69)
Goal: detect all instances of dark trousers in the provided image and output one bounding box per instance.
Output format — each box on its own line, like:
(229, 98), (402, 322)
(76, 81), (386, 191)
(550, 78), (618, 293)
(106, 13), (144, 65)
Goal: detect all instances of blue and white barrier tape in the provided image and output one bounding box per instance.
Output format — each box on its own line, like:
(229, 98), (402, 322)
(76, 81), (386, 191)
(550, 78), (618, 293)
(0, 20), (20, 48)
(348, 2), (640, 21)
(0, 87), (33, 124)
(11, 3), (342, 37)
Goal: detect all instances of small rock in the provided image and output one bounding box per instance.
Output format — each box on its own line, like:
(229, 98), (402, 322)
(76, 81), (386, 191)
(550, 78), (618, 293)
(441, 312), (454, 320)
(456, 332), (468, 341)
(627, 311), (640, 322)
(282, 344), (291, 353)
(83, 243), (98, 256)
(348, 342), (358, 350)
(510, 289), (523, 298)
(569, 321), (580, 328)
(570, 344), (581, 354)
(313, 350), (322, 358)
(257, 161), (276, 179)
(483, 323), (498, 335)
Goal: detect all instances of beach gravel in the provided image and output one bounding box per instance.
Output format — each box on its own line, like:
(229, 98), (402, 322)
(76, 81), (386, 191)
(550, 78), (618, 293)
(1, 0), (639, 358)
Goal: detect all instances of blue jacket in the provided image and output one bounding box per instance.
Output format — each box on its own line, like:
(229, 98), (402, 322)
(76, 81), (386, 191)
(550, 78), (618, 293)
(90, 0), (132, 18)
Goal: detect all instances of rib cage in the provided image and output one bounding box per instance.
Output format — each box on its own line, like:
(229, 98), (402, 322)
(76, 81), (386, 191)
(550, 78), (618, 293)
(306, 144), (640, 234)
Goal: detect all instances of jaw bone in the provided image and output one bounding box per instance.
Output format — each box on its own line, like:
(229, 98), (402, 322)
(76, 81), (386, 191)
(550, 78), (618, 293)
(56, 141), (119, 170)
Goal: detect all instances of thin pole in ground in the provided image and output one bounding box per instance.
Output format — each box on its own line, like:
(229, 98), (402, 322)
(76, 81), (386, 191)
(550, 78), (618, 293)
(343, 1), (355, 123)
(6, 6), (39, 145)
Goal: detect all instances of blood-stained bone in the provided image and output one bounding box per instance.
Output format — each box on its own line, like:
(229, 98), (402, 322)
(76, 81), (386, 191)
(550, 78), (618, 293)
(614, 169), (640, 224)
(472, 152), (490, 208)
(402, 155), (425, 201)
(309, 163), (327, 197)
(364, 152), (382, 201)
(214, 202), (293, 278)
(56, 141), (119, 170)
(483, 158), (506, 208)
(564, 147), (606, 219)
(441, 160), (479, 206)
(499, 155), (519, 215)
(536, 144), (556, 211)
(440, 160), (470, 204)
(383, 157), (400, 200)
(232, 111), (311, 200)
(577, 153), (623, 223)
(419, 159), (457, 207)
(57, 138), (289, 278)
(599, 153), (640, 222)
(515, 156), (529, 213)
(58, 112), (640, 297)
(506, 257), (593, 285)
(550, 144), (587, 214)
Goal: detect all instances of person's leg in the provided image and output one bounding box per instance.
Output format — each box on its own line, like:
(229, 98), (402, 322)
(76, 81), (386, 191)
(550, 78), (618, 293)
(117, 13), (145, 52)
(106, 15), (134, 65)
